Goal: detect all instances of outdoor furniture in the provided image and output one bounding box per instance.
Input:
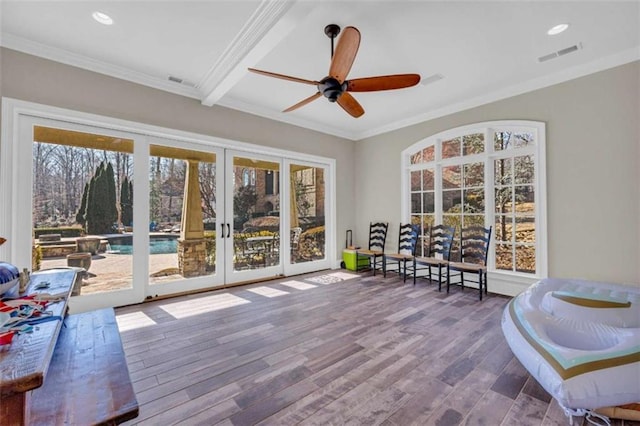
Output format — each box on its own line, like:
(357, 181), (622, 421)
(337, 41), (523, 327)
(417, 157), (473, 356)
(76, 237), (101, 255)
(290, 227), (302, 258)
(409, 224), (455, 290)
(355, 222), (389, 275)
(383, 223), (418, 281)
(448, 225), (492, 300)
(66, 252), (92, 272)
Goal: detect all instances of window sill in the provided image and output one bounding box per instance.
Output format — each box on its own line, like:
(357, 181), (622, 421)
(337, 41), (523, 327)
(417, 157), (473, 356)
(487, 270), (541, 297)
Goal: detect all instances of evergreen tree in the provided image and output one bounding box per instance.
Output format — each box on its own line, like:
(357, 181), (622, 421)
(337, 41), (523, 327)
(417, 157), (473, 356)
(85, 167), (99, 233)
(85, 162), (119, 234)
(75, 182), (89, 226)
(120, 176), (133, 227)
(105, 162), (118, 227)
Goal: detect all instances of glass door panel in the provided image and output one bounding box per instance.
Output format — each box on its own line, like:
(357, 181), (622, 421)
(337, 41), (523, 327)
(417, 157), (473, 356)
(34, 126), (135, 295)
(226, 152), (282, 283)
(23, 120), (143, 312)
(285, 161), (331, 275)
(146, 141), (224, 296)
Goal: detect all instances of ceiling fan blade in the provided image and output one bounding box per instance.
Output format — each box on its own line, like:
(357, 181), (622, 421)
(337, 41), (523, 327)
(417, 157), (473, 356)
(329, 26), (361, 83)
(337, 92), (364, 118)
(248, 68), (319, 85)
(347, 74), (421, 92)
(283, 92), (322, 112)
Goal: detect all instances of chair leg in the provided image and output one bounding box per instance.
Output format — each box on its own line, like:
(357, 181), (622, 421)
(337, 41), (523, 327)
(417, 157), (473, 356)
(437, 264), (442, 292)
(413, 260), (417, 286)
(484, 271), (488, 294)
(446, 267), (451, 293)
(383, 256), (387, 278)
(479, 272), (483, 301)
(460, 272), (465, 291)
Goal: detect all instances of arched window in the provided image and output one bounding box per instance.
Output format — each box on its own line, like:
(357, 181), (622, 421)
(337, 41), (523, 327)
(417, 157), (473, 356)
(402, 121), (547, 278)
(242, 169), (250, 187)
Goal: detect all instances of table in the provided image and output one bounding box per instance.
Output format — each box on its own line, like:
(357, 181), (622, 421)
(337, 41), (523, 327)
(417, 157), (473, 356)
(0, 268), (78, 426)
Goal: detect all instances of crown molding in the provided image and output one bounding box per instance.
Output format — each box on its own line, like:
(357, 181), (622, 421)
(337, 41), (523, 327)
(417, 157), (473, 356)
(199, 0), (304, 106)
(0, 32), (202, 100)
(218, 96), (358, 141)
(357, 47), (640, 140)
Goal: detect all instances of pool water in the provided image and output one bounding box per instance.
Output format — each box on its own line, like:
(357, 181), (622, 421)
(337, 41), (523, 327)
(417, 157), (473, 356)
(108, 238), (178, 255)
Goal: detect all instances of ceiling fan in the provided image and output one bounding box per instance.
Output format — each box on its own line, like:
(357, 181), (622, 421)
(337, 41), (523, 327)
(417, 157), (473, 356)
(248, 24), (421, 118)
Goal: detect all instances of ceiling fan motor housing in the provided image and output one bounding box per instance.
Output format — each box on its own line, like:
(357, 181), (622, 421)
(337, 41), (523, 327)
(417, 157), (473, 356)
(318, 77), (347, 102)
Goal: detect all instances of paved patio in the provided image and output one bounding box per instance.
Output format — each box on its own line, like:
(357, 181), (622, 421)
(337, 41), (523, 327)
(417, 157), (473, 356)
(41, 252), (182, 295)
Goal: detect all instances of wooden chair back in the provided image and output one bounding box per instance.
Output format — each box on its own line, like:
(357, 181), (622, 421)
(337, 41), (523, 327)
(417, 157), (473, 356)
(428, 225), (455, 260)
(397, 223), (419, 255)
(460, 226), (492, 265)
(368, 222), (389, 252)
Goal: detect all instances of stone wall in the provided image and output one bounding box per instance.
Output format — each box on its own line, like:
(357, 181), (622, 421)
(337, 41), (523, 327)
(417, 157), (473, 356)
(178, 238), (207, 277)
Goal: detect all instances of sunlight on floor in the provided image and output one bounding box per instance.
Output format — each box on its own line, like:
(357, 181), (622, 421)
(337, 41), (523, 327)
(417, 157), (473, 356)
(247, 286), (289, 297)
(328, 272), (360, 280)
(306, 272), (360, 285)
(116, 311), (157, 332)
(279, 280), (317, 290)
(160, 293), (250, 319)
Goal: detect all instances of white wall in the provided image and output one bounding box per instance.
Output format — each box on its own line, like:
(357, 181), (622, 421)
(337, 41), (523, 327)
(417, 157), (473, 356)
(0, 47), (357, 264)
(355, 61), (640, 287)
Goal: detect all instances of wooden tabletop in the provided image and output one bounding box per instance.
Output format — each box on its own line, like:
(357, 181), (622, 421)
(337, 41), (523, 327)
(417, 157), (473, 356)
(0, 269), (76, 396)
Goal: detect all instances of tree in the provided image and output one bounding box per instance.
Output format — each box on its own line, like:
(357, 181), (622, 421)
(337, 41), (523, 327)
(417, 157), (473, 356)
(120, 176), (133, 227)
(199, 162), (217, 219)
(293, 174), (312, 217)
(84, 162), (118, 234)
(75, 182), (89, 226)
(494, 132), (534, 240)
(105, 162), (118, 227)
(233, 185), (257, 225)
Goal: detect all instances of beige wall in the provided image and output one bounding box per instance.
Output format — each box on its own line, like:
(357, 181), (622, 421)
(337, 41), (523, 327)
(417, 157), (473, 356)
(0, 47), (356, 260)
(355, 61), (640, 286)
(1, 47), (638, 285)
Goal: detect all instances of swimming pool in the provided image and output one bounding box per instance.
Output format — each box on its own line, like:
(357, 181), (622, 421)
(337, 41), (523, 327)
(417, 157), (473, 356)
(106, 235), (178, 255)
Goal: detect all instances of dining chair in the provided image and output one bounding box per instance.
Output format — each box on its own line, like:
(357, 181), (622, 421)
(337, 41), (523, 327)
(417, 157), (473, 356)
(355, 222), (389, 275)
(410, 224), (455, 290)
(447, 225), (492, 300)
(383, 223), (418, 281)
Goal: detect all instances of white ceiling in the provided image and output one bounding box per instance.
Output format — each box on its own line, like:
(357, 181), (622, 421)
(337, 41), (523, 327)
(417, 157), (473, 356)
(1, 1), (639, 140)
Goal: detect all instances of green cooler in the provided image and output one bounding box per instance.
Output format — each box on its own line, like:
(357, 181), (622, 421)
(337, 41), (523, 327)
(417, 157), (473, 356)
(342, 248), (370, 271)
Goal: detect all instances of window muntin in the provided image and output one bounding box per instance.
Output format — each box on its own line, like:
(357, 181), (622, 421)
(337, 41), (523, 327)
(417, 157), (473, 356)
(404, 122), (544, 276)
(410, 165), (435, 256)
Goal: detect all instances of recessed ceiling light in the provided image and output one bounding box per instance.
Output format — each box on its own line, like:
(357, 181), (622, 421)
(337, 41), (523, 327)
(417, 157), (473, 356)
(92, 11), (113, 26)
(547, 23), (569, 36)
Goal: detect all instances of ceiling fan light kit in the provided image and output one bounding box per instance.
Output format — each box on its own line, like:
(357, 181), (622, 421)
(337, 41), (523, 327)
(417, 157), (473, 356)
(248, 24), (421, 118)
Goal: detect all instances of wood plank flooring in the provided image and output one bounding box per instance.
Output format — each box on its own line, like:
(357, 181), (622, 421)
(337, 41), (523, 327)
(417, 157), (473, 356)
(116, 271), (638, 426)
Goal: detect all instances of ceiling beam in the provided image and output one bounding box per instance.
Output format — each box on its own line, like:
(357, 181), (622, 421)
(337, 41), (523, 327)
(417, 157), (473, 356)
(198, 0), (315, 107)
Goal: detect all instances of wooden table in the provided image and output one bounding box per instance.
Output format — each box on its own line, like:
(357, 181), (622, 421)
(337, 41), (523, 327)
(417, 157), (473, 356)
(0, 269), (78, 426)
(30, 308), (139, 425)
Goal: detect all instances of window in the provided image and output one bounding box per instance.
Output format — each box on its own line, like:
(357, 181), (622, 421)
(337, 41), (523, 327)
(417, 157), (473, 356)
(265, 170), (274, 195)
(402, 121), (546, 276)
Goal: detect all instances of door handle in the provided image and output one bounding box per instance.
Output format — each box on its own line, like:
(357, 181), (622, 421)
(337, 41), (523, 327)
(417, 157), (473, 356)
(227, 223), (231, 238)
(220, 223), (225, 238)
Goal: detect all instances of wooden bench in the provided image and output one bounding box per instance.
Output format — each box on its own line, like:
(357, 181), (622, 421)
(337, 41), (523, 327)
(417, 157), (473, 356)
(30, 308), (138, 425)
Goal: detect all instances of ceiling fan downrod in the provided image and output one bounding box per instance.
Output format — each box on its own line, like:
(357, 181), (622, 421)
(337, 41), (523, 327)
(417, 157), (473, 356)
(324, 24), (341, 58)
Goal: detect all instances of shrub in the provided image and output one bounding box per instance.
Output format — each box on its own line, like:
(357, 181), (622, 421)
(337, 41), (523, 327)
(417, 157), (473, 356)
(34, 227), (84, 238)
(32, 244), (42, 271)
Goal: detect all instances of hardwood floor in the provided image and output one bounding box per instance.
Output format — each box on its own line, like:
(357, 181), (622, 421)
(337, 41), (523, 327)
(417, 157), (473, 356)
(116, 271), (637, 426)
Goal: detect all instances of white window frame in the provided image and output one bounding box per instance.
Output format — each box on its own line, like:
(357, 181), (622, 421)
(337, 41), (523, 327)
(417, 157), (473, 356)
(401, 121), (547, 296)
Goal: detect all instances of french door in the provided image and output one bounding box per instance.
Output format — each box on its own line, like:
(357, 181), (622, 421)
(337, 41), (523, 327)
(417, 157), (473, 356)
(225, 151), (283, 284)
(4, 101), (334, 312)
